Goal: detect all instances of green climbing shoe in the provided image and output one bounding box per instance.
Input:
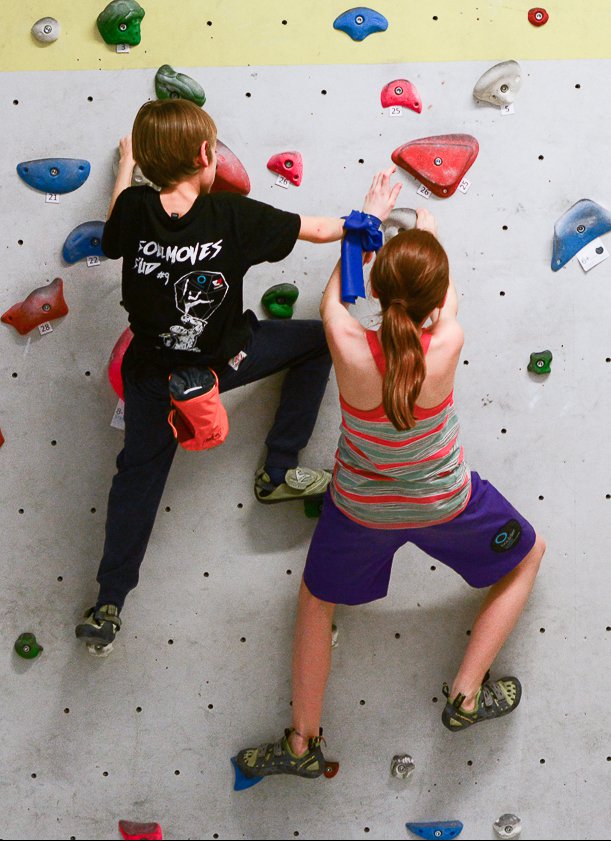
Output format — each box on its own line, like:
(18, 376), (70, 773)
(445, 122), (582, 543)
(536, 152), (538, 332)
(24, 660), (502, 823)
(441, 675), (522, 732)
(254, 466), (331, 504)
(236, 729), (326, 779)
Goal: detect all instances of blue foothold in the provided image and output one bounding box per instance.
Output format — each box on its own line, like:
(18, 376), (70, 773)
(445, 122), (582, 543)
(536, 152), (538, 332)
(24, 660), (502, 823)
(231, 757), (264, 791)
(333, 7), (388, 41)
(406, 820), (464, 840)
(62, 221), (105, 264)
(551, 198), (611, 271)
(16, 158), (91, 194)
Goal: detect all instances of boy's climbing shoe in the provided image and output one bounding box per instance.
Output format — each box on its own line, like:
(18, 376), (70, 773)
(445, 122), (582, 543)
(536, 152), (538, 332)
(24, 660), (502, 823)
(441, 675), (522, 732)
(254, 466), (331, 504)
(75, 604), (121, 657)
(236, 728), (326, 779)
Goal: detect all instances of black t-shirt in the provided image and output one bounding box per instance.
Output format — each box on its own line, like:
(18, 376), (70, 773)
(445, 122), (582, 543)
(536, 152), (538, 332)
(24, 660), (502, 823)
(102, 186), (301, 365)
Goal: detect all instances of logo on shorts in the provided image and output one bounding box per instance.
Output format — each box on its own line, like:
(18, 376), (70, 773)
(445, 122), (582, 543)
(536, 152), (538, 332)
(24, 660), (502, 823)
(491, 519), (522, 553)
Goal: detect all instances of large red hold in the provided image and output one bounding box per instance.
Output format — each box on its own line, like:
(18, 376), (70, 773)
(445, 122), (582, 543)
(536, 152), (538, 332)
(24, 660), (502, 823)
(211, 140), (251, 195)
(108, 326), (134, 400)
(118, 821), (163, 841)
(267, 151), (303, 186)
(380, 79), (422, 113)
(1, 277), (68, 335)
(391, 134), (479, 198)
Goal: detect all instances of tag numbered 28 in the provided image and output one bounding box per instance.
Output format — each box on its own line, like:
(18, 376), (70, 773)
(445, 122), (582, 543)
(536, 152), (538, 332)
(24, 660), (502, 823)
(38, 321), (53, 336)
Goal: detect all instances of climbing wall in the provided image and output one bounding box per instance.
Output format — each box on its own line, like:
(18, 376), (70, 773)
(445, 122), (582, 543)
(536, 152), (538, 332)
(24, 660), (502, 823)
(2, 3), (611, 840)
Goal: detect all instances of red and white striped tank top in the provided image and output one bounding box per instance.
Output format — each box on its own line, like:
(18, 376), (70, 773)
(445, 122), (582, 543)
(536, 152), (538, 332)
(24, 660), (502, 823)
(330, 329), (471, 529)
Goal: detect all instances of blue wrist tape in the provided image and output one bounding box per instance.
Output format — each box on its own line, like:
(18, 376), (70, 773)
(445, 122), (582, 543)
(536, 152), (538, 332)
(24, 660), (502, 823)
(341, 210), (383, 303)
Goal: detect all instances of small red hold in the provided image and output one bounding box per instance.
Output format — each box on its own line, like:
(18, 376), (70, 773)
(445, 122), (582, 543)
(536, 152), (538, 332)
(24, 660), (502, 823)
(1, 277), (68, 335)
(212, 140), (251, 195)
(108, 327), (134, 400)
(267, 151), (303, 186)
(391, 134), (479, 199)
(118, 820), (163, 841)
(528, 7), (549, 26)
(380, 79), (422, 113)
(0, 429), (4, 448)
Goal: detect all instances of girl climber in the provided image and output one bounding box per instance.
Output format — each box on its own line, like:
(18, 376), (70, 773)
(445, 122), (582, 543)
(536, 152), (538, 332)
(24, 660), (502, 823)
(235, 168), (545, 779)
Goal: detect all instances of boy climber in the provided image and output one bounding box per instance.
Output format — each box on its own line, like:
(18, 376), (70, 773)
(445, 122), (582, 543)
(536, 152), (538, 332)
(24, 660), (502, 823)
(75, 99), (347, 654)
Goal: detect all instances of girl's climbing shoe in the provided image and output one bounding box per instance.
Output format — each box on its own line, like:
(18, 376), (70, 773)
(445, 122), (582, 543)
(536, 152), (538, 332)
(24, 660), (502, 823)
(236, 729), (326, 778)
(441, 675), (522, 732)
(75, 604), (121, 657)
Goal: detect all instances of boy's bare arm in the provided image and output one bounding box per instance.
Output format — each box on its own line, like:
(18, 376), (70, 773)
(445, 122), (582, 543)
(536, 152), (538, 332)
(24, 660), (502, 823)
(107, 135), (135, 219)
(298, 216), (344, 243)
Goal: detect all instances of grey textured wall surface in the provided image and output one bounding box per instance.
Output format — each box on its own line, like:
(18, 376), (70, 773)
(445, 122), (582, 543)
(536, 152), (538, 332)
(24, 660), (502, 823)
(1, 61), (610, 839)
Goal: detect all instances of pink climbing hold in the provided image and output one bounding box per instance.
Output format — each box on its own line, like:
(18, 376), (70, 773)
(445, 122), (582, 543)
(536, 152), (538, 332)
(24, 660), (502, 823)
(267, 151), (303, 186)
(1, 277), (68, 335)
(380, 79), (422, 113)
(118, 820), (163, 841)
(212, 140), (251, 195)
(108, 326), (134, 400)
(391, 134), (479, 199)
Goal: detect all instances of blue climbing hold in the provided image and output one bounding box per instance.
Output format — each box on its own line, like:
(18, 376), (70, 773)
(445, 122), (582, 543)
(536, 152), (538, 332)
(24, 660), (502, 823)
(230, 757), (264, 791)
(333, 7), (388, 41)
(62, 221), (105, 264)
(551, 198), (611, 271)
(16, 158), (91, 194)
(406, 821), (464, 840)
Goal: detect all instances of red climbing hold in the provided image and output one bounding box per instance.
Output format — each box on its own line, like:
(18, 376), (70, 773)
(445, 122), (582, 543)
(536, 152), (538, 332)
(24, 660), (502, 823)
(0, 429), (4, 448)
(212, 140), (251, 195)
(391, 134), (479, 198)
(118, 820), (163, 841)
(380, 79), (422, 113)
(108, 327), (134, 400)
(267, 151), (303, 186)
(1, 277), (68, 335)
(528, 8), (549, 26)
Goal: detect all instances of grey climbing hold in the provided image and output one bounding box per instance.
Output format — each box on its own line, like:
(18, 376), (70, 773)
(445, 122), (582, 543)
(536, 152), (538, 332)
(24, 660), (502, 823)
(31, 16), (61, 43)
(473, 60), (522, 107)
(390, 754), (415, 779)
(493, 814), (522, 839)
(331, 624), (339, 648)
(113, 147), (158, 189)
(382, 208), (417, 243)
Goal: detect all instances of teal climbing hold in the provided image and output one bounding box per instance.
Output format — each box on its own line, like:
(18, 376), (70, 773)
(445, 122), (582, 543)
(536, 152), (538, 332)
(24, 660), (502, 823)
(97, 0), (145, 46)
(527, 350), (552, 374)
(155, 65), (206, 107)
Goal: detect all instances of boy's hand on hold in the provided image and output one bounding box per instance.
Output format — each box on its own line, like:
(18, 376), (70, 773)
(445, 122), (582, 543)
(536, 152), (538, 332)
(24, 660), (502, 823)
(415, 207), (438, 237)
(118, 135), (135, 170)
(362, 166), (402, 223)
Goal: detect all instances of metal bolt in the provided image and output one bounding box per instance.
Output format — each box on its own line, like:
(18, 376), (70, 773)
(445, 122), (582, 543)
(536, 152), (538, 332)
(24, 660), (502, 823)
(536, 11), (543, 20)
(577, 224), (586, 233)
(284, 159), (294, 168)
(355, 15), (364, 24)
(394, 86), (403, 95)
(500, 83), (509, 93)
(91, 238), (100, 247)
(44, 24), (52, 33)
(119, 22), (127, 31)
(42, 303), (51, 312)
(50, 167), (59, 176)
(434, 157), (443, 166)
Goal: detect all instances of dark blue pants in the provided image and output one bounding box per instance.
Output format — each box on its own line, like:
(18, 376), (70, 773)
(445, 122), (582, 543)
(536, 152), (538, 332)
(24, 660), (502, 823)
(95, 317), (331, 609)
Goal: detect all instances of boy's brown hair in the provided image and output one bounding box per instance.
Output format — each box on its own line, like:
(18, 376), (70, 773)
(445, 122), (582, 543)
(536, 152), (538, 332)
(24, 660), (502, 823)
(132, 99), (217, 188)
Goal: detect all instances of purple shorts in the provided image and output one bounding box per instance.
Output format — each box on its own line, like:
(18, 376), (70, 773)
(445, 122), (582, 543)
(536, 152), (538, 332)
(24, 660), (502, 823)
(303, 472), (536, 605)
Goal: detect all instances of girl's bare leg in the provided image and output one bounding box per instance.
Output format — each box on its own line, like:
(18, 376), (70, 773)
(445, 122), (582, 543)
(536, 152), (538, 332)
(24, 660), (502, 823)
(449, 534), (545, 709)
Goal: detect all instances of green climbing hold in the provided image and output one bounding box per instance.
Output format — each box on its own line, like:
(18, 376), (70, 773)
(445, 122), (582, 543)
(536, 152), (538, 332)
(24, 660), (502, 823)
(304, 496), (324, 518)
(527, 350), (552, 374)
(261, 283), (299, 319)
(155, 65), (206, 107)
(97, 0), (145, 46)
(14, 633), (43, 659)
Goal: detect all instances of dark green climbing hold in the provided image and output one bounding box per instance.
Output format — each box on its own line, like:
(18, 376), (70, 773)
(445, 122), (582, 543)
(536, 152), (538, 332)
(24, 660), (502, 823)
(261, 283), (299, 319)
(304, 496), (324, 518)
(527, 350), (552, 374)
(14, 633), (43, 659)
(155, 65), (206, 107)
(97, 0), (145, 46)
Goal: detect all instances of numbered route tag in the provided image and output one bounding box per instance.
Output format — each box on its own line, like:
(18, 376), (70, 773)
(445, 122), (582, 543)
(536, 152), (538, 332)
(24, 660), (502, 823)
(110, 399), (126, 430)
(38, 322), (53, 336)
(275, 175), (290, 189)
(45, 193), (60, 203)
(116, 43), (130, 53)
(417, 184), (432, 199)
(87, 256), (101, 267)
(388, 105), (403, 117)
(577, 238), (609, 272)
(500, 103), (515, 116)
(458, 178), (472, 194)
